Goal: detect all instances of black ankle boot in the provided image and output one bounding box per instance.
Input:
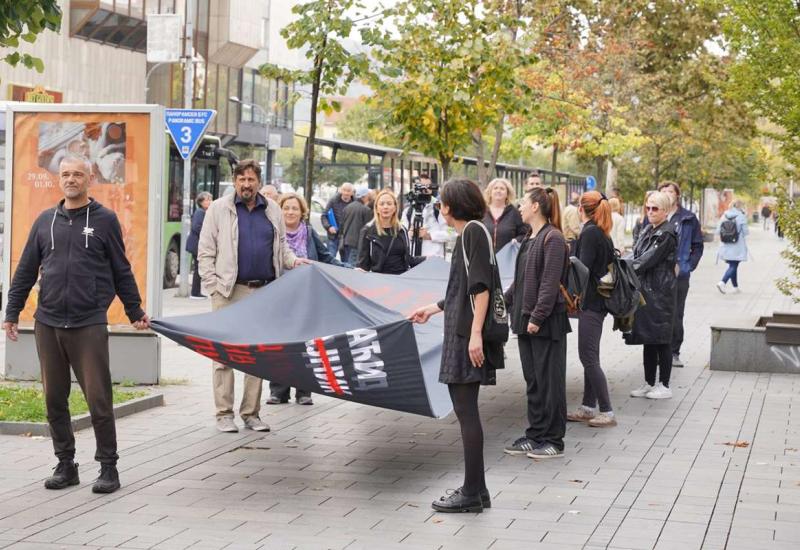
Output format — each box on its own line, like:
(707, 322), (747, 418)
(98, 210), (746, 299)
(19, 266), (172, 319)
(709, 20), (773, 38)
(44, 459), (80, 490)
(480, 488), (491, 509)
(431, 487), (483, 513)
(92, 464), (120, 494)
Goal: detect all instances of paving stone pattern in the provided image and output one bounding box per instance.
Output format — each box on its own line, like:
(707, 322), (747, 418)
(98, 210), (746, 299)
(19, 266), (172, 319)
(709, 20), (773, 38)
(1, 226), (799, 550)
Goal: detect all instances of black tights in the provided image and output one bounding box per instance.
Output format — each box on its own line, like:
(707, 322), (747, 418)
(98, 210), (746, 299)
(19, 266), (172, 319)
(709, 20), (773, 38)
(643, 343), (672, 387)
(448, 382), (486, 496)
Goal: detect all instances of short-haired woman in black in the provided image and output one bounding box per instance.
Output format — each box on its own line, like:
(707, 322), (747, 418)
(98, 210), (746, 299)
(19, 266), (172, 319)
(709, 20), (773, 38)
(409, 178), (502, 513)
(503, 187), (571, 459)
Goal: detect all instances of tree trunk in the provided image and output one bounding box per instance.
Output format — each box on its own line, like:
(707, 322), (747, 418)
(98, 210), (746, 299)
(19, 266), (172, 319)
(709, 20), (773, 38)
(441, 157), (451, 182)
(595, 156), (606, 190)
(304, 41), (326, 206)
(473, 130), (487, 186)
(487, 114), (505, 184)
(653, 143), (661, 189)
(550, 143), (559, 181)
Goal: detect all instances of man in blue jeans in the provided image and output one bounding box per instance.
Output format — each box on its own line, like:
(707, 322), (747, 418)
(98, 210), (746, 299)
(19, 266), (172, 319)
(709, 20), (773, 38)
(658, 181), (704, 368)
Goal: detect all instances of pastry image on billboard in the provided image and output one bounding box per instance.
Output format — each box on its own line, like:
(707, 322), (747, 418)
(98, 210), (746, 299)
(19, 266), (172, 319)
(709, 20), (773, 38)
(37, 121), (127, 184)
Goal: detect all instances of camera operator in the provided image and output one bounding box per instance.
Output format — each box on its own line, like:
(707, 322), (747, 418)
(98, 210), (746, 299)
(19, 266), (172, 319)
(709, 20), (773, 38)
(401, 175), (453, 258)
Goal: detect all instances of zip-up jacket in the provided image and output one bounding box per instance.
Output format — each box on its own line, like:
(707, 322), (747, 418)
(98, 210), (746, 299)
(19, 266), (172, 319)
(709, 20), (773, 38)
(5, 199), (145, 328)
(356, 222), (425, 273)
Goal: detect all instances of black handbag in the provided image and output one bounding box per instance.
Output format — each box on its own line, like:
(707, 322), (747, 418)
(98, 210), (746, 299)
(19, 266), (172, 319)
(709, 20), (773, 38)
(462, 221), (509, 344)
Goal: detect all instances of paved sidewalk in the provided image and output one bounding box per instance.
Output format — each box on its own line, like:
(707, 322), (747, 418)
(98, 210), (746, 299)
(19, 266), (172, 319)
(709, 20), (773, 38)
(1, 226), (799, 550)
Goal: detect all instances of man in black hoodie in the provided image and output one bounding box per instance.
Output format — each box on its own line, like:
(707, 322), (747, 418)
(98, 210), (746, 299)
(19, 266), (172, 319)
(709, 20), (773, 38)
(3, 155), (150, 494)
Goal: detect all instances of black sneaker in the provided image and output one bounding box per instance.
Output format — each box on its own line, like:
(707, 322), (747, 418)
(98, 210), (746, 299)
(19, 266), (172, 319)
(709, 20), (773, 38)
(503, 436), (537, 455)
(431, 487), (483, 513)
(44, 459), (79, 490)
(92, 464), (121, 494)
(526, 443), (564, 459)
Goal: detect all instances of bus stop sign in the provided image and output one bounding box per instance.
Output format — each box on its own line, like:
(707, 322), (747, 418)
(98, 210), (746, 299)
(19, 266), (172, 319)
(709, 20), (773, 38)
(165, 109), (216, 160)
(586, 175), (597, 190)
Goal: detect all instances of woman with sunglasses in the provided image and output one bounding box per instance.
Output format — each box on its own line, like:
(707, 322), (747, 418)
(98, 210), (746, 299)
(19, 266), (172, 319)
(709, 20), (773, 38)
(625, 191), (678, 400)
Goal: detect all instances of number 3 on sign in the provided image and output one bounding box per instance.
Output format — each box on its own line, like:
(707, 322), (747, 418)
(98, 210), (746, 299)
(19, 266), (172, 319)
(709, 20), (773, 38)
(180, 126), (192, 144)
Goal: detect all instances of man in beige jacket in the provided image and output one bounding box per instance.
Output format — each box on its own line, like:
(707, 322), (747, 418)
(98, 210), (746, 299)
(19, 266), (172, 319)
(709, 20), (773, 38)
(198, 159), (307, 432)
(562, 191), (582, 254)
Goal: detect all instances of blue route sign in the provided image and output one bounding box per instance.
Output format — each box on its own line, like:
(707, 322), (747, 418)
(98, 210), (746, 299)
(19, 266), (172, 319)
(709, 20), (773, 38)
(586, 175), (597, 190)
(165, 108), (216, 160)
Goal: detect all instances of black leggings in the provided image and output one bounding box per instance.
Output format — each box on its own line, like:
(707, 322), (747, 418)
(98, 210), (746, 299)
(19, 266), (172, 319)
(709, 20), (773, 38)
(643, 344), (672, 387)
(448, 382), (486, 496)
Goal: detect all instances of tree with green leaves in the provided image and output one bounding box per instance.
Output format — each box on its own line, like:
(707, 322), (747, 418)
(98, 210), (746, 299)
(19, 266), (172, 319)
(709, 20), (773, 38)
(0, 0), (61, 73)
(368, 0), (541, 183)
(720, 0), (800, 301)
(260, 0), (375, 204)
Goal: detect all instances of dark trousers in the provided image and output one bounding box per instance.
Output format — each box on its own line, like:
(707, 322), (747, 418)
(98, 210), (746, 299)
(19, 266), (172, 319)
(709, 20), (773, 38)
(643, 343), (672, 388)
(517, 334), (567, 451)
(722, 261), (740, 287)
(671, 278), (690, 356)
(191, 254), (203, 297)
(341, 245), (358, 266)
(578, 310), (612, 412)
(269, 382), (310, 401)
(34, 322), (118, 465)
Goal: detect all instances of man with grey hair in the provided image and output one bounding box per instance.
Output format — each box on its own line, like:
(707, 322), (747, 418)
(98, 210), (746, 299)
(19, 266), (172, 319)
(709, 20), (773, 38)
(4, 155), (150, 494)
(321, 182), (355, 260)
(260, 184), (279, 202)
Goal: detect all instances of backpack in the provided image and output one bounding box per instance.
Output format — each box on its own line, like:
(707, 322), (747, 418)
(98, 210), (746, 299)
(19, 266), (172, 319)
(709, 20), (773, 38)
(604, 251), (644, 318)
(544, 229), (588, 315)
(719, 214), (739, 244)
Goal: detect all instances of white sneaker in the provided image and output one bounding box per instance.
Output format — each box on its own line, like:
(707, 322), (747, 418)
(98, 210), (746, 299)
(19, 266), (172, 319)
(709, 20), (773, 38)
(645, 382), (672, 399)
(730, 287), (741, 294)
(630, 383), (654, 398)
(716, 282), (726, 294)
(216, 416), (238, 433)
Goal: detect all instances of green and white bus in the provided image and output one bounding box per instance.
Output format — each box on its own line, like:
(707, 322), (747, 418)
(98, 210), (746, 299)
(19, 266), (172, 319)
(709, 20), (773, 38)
(162, 135), (238, 287)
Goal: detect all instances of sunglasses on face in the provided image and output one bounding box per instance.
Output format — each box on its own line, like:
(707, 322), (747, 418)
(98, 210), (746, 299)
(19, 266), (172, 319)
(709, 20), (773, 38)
(645, 206), (660, 212)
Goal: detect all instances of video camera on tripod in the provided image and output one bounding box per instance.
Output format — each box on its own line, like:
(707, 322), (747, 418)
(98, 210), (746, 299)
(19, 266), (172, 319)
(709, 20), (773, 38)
(404, 177), (439, 256)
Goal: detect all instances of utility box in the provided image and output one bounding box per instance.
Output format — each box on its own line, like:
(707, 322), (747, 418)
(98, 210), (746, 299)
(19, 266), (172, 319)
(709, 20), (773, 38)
(3, 326), (160, 384)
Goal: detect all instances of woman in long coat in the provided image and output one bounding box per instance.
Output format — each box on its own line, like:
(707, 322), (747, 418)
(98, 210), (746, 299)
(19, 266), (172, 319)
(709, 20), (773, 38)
(625, 191), (678, 400)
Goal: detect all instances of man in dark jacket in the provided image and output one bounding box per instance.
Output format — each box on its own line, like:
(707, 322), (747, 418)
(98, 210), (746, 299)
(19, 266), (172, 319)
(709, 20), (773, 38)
(186, 191), (212, 299)
(658, 181), (704, 368)
(339, 186), (372, 265)
(321, 182), (354, 259)
(3, 155), (150, 494)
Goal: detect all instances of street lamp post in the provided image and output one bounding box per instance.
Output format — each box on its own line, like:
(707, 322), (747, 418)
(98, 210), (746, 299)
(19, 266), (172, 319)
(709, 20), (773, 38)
(230, 96), (274, 184)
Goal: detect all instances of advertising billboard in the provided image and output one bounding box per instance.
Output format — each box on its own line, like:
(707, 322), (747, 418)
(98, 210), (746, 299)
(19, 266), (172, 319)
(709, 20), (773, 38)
(3, 105), (165, 328)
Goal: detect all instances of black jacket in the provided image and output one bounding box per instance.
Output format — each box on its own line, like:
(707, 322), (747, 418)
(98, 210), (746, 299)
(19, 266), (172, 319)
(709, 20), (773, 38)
(357, 223), (424, 273)
(303, 223), (346, 266)
(483, 204), (527, 251)
(624, 221), (677, 345)
(185, 207), (206, 256)
(5, 199), (145, 328)
(340, 200), (372, 250)
(321, 193), (353, 233)
(575, 221), (614, 313)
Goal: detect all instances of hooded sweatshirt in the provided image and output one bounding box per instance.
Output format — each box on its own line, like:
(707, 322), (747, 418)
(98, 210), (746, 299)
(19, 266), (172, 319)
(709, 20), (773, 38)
(5, 198), (144, 328)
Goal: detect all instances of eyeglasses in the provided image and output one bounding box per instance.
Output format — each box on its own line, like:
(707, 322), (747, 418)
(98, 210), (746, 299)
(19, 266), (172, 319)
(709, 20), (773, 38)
(645, 206), (660, 212)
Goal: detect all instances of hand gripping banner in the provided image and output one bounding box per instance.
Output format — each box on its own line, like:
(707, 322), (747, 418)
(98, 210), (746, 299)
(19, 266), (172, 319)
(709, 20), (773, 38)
(150, 260), (454, 418)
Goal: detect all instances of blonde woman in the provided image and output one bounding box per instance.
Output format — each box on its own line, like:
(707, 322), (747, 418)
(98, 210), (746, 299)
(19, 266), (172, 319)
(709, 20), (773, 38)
(608, 197), (626, 253)
(357, 189), (424, 273)
(625, 191), (678, 400)
(482, 178), (527, 251)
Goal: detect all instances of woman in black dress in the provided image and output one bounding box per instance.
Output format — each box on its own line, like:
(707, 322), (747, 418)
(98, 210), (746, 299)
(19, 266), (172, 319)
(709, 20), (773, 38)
(409, 178), (501, 513)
